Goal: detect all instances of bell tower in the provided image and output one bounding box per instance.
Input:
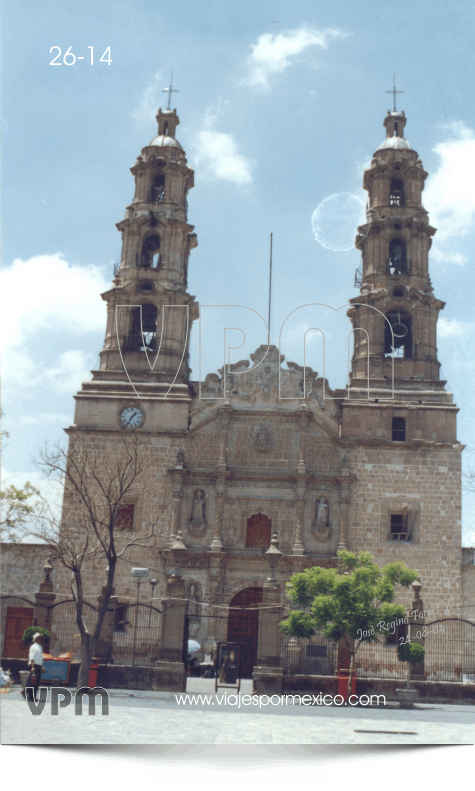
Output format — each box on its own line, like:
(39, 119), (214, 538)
(73, 103), (199, 431)
(348, 109), (445, 390)
(100, 106), (198, 383)
(342, 107), (459, 443)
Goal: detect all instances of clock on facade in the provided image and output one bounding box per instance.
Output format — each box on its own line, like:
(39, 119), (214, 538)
(119, 406), (143, 429)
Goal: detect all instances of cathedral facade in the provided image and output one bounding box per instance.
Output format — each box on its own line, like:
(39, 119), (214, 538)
(50, 103), (467, 677)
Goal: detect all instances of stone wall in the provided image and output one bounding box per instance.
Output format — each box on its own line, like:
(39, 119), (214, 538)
(462, 547), (475, 621)
(348, 442), (463, 613)
(1, 544), (54, 596)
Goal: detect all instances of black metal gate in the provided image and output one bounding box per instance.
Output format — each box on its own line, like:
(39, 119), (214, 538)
(111, 603), (161, 666)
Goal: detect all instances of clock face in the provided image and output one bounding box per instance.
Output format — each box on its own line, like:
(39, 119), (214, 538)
(119, 406), (143, 429)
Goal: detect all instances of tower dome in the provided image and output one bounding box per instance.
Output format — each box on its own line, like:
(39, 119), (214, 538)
(377, 136), (411, 151)
(149, 135), (183, 149)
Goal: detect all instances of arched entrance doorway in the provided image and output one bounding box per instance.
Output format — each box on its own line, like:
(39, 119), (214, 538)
(227, 587), (263, 678)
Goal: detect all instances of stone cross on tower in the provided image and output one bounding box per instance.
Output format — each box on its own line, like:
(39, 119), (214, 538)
(386, 75), (404, 112)
(162, 73), (179, 110)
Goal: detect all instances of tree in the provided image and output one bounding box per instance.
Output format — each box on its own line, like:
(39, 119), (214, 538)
(0, 481), (41, 542)
(20, 428), (165, 688)
(1, 411), (41, 541)
(397, 641), (425, 690)
(280, 550), (420, 699)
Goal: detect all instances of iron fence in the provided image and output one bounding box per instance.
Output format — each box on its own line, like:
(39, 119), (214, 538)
(280, 618), (475, 682)
(47, 599), (100, 660)
(424, 618), (475, 682)
(281, 631), (337, 676)
(354, 639), (406, 680)
(111, 603), (161, 666)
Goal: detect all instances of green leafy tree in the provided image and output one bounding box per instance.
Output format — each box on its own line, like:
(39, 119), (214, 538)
(280, 550), (420, 698)
(21, 626), (50, 646)
(1, 412), (40, 541)
(397, 641), (425, 690)
(0, 481), (41, 541)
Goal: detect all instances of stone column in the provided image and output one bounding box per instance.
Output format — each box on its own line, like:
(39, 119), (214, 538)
(253, 580), (284, 694)
(34, 560), (56, 636)
(203, 555), (225, 653)
(95, 585), (118, 663)
(167, 468), (185, 548)
(337, 459), (352, 551)
(292, 452), (306, 555)
(154, 571), (188, 691)
(210, 439), (228, 552)
(210, 489), (225, 551)
(253, 533), (284, 694)
(408, 580), (425, 680)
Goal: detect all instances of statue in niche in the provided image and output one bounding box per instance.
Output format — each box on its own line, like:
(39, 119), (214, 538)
(313, 497), (331, 541)
(315, 497), (329, 527)
(191, 490), (206, 522)
(175, 449), (185, 468)
(187, 584), (201, 617)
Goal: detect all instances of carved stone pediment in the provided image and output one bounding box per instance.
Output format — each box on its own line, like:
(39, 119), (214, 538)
(195, 344), (336, 405)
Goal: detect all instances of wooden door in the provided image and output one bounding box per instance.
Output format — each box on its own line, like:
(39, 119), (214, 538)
(227, 587), (263, 678)
(245, 513), (271, 549)
(3, 606), (34, 659)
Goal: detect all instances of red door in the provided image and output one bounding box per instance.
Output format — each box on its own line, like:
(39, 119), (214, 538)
(3, 607), (34, 659)
(227, 588), (263, 678)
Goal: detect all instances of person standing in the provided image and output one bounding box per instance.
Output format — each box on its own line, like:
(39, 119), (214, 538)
(22, 632), (44, 702)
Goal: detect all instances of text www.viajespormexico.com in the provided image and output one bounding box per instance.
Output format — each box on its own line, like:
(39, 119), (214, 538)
(175, 693), (386, 708)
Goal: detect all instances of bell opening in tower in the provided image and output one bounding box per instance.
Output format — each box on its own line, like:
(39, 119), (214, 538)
(384, 311), (412, 358)
(387, 238), (407, 275)
(125, 304), (158, 352)
(140, 235), (161, 269)
(389, 179), (404, 206)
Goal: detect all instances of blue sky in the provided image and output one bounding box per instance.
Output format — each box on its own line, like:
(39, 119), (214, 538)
(1, 0), (475, 543)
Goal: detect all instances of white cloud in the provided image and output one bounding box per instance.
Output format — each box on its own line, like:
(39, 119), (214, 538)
(1, 254), (108, 350)
(1, 254), (108, 399)
(18, 413), (72, 426)
(429, 248), (467, 267)
(437, 317), (475, 339)
(193, 128), (255, 186)
(244, 27), (346, 89)
(424, 122), (475, 244)
(132, 71), (164, 123)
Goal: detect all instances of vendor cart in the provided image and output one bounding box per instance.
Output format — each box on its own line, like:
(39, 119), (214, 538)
(41, 634), (80, 684)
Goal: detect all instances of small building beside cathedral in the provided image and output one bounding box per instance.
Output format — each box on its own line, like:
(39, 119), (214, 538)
(2, 101), (474, 688)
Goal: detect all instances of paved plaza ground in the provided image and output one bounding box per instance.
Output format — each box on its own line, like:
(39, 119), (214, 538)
(1, 678), (474, 745)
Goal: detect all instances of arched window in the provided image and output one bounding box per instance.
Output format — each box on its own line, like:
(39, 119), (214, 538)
(126, 304), (158, 352)
(151, 175), (165, 203)
(388, 238), (407, 274)
(389, 178), (404, 206)
(245, 513), (271, 549)
(140, 235), (160, 268)
(384, 311), (412, 358)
